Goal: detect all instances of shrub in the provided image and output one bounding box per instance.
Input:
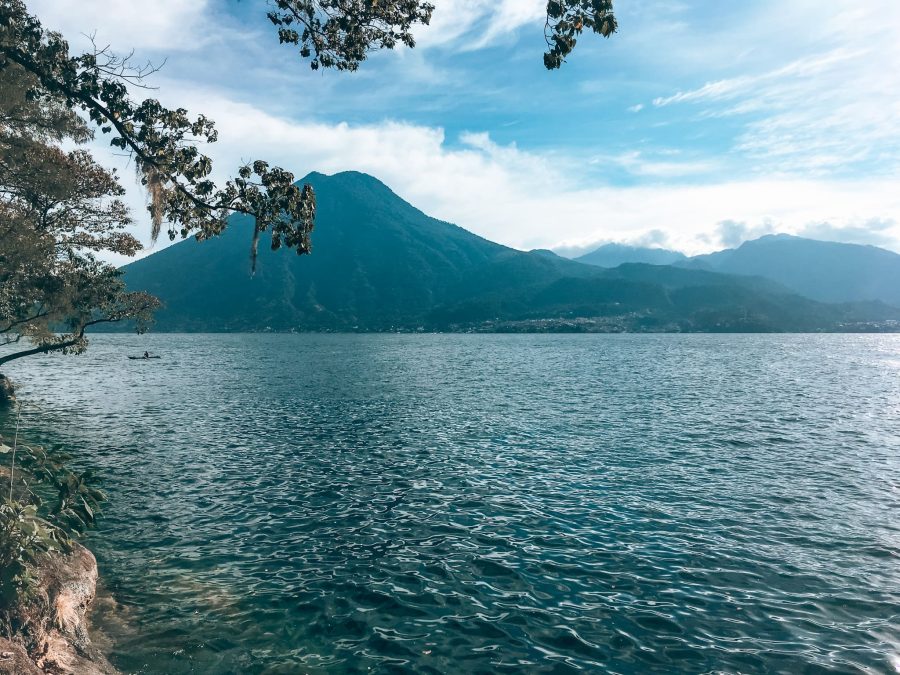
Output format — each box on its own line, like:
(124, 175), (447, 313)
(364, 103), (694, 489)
(0, 440), (105, 605)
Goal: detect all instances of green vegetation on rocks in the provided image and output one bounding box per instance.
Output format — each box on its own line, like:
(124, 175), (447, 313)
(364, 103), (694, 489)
(0, 431), (110, 674)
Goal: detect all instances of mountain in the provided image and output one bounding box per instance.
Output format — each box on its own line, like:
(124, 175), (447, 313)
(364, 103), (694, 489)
(575, 243), (687, 268)
(124, 171), (595, 332)
(121, 172), (900, 333)
(683, 234), (900, 306)
(529, 249), (566, 260)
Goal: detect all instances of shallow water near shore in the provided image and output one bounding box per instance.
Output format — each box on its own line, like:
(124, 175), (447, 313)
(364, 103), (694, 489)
(3, 333), (900, 674)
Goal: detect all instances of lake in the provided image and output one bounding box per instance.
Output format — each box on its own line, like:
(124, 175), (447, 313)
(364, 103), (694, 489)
(2, 334), (899, 674)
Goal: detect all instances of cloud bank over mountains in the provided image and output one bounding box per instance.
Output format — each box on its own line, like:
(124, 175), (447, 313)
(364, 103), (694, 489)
(28, 0), (900, 259)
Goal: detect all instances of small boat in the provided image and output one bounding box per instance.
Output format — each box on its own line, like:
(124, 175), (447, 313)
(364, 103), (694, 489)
(128, 355), (161, 360)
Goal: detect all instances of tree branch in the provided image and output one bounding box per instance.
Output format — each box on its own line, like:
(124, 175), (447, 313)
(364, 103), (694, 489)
(0, 314), (119, 366)
(0, 307), (49, 333)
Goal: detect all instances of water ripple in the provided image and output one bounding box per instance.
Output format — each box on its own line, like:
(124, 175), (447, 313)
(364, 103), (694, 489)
(2, 334), (900, 674)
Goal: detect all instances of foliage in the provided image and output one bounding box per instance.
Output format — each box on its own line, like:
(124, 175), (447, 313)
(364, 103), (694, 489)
(0, 500), (51, 605)
(267, 0), (616, 71)
(0, 0), (317, 272)
(0, 440), (101, 605)
(0, 62), (160, 365)
(268, 0), (435, 71)
(51, 470), (106, 533)
(543, 0), (618, 70)
(0, 0), (615, 274)
(0, 0), (617, 364)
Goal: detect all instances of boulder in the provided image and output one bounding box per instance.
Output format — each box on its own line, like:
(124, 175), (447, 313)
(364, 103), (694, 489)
(0, 375), (14, 408)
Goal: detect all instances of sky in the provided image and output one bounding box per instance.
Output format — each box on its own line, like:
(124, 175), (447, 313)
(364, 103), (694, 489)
(27, 0), (900, 260)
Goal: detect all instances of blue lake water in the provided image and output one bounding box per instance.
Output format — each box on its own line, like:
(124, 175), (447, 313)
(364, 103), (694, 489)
(2, 334), (900, 674)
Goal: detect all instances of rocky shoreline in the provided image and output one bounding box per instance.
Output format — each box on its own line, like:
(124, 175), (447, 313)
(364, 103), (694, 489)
(0, 460), (118, 674)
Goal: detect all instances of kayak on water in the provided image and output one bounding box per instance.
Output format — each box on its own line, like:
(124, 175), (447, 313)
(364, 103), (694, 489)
(128, 355), (161, 360)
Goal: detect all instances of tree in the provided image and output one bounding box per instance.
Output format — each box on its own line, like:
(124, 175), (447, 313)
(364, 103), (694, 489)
(267, 0), (435, 71)
(0, 0), (615, 266)
(0, 0), (319, 273)
(265, 0), (616, 71)
(0, 0), (616, 368)
(0, 63), (159, 369)
(542, 0), (617, 70)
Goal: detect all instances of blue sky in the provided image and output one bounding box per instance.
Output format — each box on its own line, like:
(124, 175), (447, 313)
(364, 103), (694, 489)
(30, 0), (900, 258)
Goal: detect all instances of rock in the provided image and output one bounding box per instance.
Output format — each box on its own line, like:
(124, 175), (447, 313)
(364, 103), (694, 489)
(0, 637), (43, 675)
(0, 375), (14, 408)
(31, 544), (120, 675)
(1, 539), (120, 674)
(1, 403), (120, 673)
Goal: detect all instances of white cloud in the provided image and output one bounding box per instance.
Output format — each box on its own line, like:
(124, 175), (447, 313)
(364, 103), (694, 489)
(26, 0), (212, 52)
(22, 1), (900, 264)
(599, 151), (720, 178)
(652, 49), (861, 108)
(699, 217), (900, 251)
(416, 0), (545, 49)
(799, 218), (898, 248)
(647, 1), (900, 176)
(25, 0), (548, 58)
(99, 87), (900, 262)
(712, 220), (776, 249)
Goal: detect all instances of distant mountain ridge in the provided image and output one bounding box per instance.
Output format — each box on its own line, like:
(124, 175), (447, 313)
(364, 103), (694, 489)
(575, 243), (687, 268)
(569, 233), (900, 308)
(679, 234), (900, 306)
(121, 172), (900, 333)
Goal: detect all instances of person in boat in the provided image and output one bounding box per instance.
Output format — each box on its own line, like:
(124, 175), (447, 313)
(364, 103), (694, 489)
(143, 351), (150, 359)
